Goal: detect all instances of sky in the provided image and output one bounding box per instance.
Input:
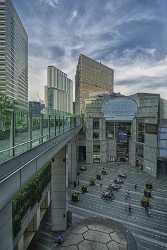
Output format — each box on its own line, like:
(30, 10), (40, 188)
(12, 0), (167, 101)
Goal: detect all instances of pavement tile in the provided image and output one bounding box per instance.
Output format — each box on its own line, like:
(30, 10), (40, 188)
(109, 232), (121, 243)
(71, 225), (88, 234)
(87, 223), (114, 233)
(78, 240), (108, 250)
(107, 241), (120, 250)
(62, 234), (83, 246)
(83, 229), (111, 243)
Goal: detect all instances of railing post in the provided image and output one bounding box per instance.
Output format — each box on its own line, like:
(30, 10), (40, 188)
(48, 115), (51, 139)
(59, 115), (61, 134)
(29, 112), (32, 149)
(10, 110), (15, 157)
(55, 114), (57, 137)
(40, 114), (43, 144)
(63, 116), (64, 133)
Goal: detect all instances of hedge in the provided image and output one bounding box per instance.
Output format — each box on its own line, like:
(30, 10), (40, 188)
(12, 163), (51, 238)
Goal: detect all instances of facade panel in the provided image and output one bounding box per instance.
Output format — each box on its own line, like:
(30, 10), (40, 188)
(45, 66), (73, 114)
(75, 54), (114, 113)
(0, 0), (28, 110)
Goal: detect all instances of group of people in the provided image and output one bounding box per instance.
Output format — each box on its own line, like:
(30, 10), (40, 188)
(125, 183), (152, 217)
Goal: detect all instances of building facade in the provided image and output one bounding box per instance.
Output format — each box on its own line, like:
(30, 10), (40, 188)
(75, 54), (114, 114)
(77, 93), (167, 178)
(29, 101), (45, 116)
(45, 66), (73, 114)
(0, 0), (28, 110)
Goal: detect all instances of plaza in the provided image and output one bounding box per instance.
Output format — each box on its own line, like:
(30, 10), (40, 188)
(28, 162), (167, 250)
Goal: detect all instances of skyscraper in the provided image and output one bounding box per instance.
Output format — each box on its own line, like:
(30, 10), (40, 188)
(0, 0), (28, 110)
(45, 66), (73, 114)
(75, 54), (114, 113)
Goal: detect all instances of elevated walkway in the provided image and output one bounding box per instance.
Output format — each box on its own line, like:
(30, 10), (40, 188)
(0, 125), (81, 210)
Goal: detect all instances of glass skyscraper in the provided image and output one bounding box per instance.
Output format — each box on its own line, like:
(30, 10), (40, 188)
(0, 0), (28, 110)
(45, 66), (73, 114)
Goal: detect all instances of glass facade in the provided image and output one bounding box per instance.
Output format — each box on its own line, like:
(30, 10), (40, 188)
(45, 66), (73, 114)
(0, 0), (28, 110)
(0, 110), (80, 164)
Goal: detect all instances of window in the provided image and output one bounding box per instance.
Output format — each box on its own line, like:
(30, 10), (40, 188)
(106, 122), (114, 139)
(137, 119), (144, 143)
(93, 118), (99, 129)
(93, 131), (99, 139)
(93, 157), (100, 163)
(93, 144), (100, 153)
(136, 144), (143, 157)
(78, 146), (86, 162)
(145, 124), (157, 134)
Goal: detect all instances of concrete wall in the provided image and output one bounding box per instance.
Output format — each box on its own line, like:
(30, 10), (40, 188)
(51, 147), (67, 231)
(129, 119), (136, 168)
(67, 139), (77, 184)
(160, 98), (167, 119)
(144, 134), (157, 177)
(0, 202), (13, 250)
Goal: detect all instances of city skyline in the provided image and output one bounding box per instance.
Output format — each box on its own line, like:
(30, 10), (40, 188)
(12, 0), (167, 101)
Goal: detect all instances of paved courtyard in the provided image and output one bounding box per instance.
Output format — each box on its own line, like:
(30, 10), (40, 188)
(28, 163), (167, 250)
(70, 163), (167, 250)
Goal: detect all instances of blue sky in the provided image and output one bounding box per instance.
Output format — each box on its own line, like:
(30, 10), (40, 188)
(13, 0), (167, 100)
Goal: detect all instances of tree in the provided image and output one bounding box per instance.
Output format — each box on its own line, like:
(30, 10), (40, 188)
(0, 95), (14, 131)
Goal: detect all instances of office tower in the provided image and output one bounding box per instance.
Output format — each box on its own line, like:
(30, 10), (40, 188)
(45, 66), (73, 114)
(0, 0), (28, 110)
(75, 54), (114, 113)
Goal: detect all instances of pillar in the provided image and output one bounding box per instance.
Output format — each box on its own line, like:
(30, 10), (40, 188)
(47, 190), (51, 207)
(0, 202), (13, 250)
(17, 235), (24, 250)
(51, 147), (67, 231)
(34, 207), (41, 230)
(67, 140), (77, 185)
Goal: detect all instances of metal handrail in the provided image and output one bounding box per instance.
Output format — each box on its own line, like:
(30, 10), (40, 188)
(0, 124), (72, 154)
(0, 125), (81, 185)
(0, 135), (49, 153)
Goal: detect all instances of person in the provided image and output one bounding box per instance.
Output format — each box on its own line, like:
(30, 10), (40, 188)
(134, 184), (138, 191)
(100, 183), (103, 191)
(73, 181), (76, 188)
(55, 234), (64, 245)
(128, 202), (132, 215)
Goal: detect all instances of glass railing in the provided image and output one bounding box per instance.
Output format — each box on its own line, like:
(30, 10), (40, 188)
(0, 111), (81, 164)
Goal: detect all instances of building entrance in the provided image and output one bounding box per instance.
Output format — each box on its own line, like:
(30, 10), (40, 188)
(116, 123), (131, 162)
(78, 146), (86, 162)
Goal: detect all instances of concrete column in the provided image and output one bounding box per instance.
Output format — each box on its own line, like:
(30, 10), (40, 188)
(17, 235), (24, 250)
(35, 207), (41, 230)
(67, 140), (77, 185)
(51, 147), (67, 231)
(0, 202), (13, 250)
(47, 190), (51, 207)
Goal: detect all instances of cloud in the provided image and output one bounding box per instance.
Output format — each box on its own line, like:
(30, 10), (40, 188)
(48, 46), (65, 59)
(12, 0), (167, 101)
(39, 0), (59, 8)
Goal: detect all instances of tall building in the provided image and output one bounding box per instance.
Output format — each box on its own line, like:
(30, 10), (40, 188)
(75, 54), (114, 113)
(77, 92), (167, 178)
(45, 66), (73, 114)
(29, 101), (45, 116)
(0, 0), (28, 110)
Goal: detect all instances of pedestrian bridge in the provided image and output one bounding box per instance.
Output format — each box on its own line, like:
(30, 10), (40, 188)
(0, 124), (81, 210)
(0, 112), (82, 250)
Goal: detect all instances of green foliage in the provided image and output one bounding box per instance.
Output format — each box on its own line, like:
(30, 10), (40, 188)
(12, 163), (51, 238)
(0, 95), (13, 131)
